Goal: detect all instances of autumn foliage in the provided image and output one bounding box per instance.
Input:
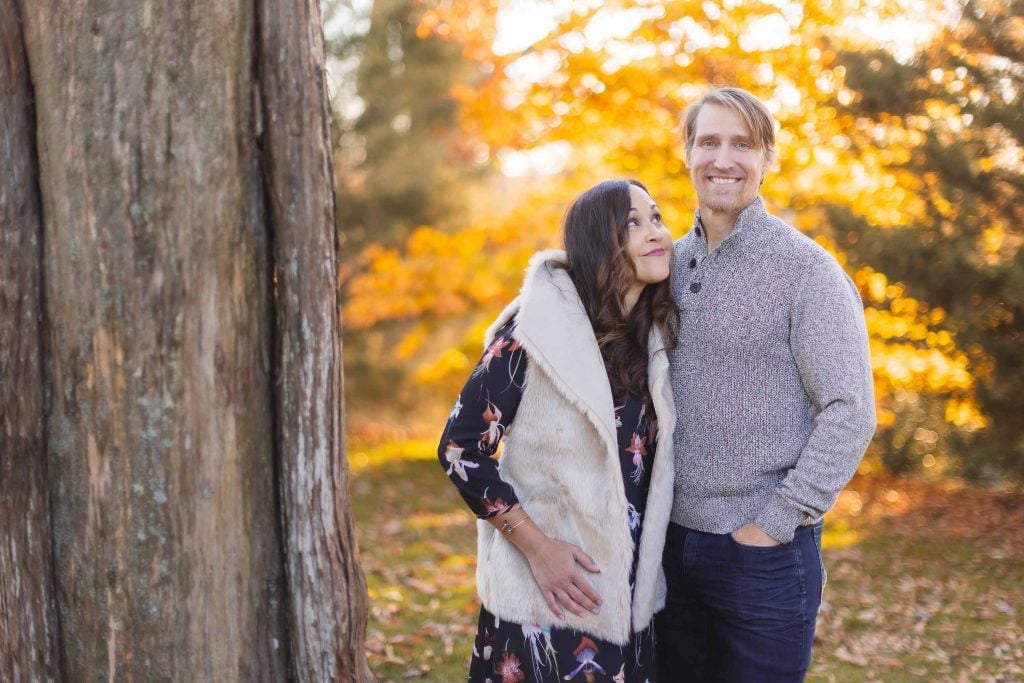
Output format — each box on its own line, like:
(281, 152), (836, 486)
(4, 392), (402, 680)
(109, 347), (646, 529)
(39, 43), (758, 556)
(339, 0), (1022, 477)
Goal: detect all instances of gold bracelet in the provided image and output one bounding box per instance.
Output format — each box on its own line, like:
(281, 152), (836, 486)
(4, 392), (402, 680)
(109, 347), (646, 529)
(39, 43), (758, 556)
(500, 515), (529, 535)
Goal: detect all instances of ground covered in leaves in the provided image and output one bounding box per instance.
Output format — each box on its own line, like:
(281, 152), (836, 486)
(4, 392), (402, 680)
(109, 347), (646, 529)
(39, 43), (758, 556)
(350, 439), (1023, 682)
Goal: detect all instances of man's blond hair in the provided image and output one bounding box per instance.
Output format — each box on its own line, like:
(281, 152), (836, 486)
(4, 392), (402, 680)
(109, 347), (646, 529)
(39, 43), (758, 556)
(682, 87), (776, 162)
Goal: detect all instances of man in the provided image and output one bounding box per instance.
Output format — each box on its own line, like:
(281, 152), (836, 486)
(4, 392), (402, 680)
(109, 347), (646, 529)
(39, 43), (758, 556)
(656, 86), (876, 681)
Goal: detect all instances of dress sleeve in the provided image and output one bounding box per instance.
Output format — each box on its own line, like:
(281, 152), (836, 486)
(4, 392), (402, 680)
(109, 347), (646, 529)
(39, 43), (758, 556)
(437, 319), (527, 518)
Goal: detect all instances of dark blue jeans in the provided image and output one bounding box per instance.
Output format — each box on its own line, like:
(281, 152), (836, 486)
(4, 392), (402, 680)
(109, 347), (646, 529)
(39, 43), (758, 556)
(655, 522), (824, 682)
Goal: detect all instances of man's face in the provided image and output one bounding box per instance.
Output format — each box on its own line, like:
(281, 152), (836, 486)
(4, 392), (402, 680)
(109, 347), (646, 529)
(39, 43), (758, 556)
(686, 103), (770, 219)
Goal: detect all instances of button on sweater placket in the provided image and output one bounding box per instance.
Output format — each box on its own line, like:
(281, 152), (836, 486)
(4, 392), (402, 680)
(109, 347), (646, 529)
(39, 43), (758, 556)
(687, 222), (710, 298)
(688, 254), (705, 295)
(691, 240), (732, 295)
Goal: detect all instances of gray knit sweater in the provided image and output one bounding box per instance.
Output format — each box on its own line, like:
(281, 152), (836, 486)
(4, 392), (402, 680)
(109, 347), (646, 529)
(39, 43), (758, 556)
(668, 197), (876, 543)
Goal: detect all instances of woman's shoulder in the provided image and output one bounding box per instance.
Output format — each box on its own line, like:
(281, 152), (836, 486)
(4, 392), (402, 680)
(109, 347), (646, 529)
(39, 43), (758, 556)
(491, 316), (518, 342)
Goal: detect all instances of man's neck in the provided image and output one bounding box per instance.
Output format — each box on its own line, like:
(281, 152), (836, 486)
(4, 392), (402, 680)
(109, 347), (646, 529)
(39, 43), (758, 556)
(699, 208), (738, 253)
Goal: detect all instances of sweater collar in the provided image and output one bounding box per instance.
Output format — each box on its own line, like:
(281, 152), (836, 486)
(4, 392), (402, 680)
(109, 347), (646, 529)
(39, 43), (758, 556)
(693, 196), (775, 253)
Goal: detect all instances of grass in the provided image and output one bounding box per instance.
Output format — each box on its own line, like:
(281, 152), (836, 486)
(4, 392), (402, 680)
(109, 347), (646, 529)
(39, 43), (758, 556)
(350, 438), (1024, 682)
(351, 440), (477, 681)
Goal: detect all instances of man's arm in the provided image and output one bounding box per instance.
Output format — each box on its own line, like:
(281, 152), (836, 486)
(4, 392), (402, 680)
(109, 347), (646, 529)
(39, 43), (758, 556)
(754, 258), (877, 544)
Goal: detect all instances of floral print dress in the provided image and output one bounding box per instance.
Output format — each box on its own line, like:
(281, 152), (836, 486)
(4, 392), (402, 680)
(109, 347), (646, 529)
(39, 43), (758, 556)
(438, 319), (659, 683)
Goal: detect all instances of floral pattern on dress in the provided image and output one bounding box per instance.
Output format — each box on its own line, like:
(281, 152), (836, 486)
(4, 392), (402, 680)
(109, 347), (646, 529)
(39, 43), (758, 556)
(438, 320), (526, 518)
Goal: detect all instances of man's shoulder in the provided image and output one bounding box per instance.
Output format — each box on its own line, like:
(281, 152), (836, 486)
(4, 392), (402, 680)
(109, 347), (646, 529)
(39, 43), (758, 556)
(763, 214), (838, 270)
(761, 215), (860, 304)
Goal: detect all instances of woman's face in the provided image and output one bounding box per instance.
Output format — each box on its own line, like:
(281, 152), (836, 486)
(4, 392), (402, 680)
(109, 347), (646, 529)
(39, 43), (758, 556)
(625, 184), (671, 294)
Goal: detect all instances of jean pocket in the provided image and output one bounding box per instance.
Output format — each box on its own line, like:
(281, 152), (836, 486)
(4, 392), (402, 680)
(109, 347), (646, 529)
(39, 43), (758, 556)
(726, 531), (790, 553)
(812, 523), (827, 598)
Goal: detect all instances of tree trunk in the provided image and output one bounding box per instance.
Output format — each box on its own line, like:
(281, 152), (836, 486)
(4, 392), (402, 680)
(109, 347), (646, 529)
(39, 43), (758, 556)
(256, 1), (373, 679)
(18, 1), (290, 678)
(4, 0), (371, 679)
(0, 2), (61, 679)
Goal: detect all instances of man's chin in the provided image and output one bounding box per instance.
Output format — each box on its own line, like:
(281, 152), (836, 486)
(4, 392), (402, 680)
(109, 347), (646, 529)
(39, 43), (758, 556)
(699, 200), (741, 216)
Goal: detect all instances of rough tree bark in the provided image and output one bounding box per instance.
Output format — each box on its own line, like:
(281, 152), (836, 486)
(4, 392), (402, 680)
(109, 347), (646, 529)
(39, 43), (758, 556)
(19, 0), (291, 678)
(257, 1), (373, 679)
(0, 3), (61, 680)
(2, 0), (372, 679)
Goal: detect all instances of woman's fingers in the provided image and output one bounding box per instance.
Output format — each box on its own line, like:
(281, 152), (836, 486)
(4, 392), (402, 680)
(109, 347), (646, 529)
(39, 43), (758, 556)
(554, 589), (587, 617)
(566, 573), (601, 612)
(569, 547), (602, 608)
(526, 539), (604, 619)
(553, 583), (602, 617)
(565, 584), (600, 615)
(543, 591), (565, 620)
(572, 547), (601, 573)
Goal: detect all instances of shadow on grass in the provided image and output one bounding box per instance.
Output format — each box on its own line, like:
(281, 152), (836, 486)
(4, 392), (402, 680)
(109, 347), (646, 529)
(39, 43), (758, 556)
(351, 445), (1024, 682)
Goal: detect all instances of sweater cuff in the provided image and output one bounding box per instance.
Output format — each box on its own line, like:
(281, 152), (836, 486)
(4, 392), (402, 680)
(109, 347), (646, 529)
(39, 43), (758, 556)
(755, 494), (807, 544)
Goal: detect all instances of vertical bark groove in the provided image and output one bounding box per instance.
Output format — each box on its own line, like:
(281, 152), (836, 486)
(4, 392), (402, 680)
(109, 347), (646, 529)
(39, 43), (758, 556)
(255, 0), (373, 679)
(0, 0), (61, 679)
(252, 2), (297, 678)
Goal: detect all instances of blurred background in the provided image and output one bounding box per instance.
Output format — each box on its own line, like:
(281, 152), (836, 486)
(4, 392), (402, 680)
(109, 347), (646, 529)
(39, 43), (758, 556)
(324, 0), (1023, 680)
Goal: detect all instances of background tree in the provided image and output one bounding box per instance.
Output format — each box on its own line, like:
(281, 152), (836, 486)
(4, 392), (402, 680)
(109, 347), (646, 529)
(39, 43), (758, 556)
(328, 0), (487, 420)
(343, 0), (995, 480)
(1, 0), (371, 679)
(333, 0), (477, 250)
(832, 0), (1023, 478)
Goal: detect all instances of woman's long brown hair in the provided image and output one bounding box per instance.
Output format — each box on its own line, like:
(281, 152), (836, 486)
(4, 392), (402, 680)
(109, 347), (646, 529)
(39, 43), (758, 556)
(562, 179), (680, 400)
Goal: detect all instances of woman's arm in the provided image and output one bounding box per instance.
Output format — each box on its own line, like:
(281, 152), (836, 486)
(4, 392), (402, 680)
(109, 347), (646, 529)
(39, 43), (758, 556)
(437, 320), (602, 618)
(436, 320), (526, 517)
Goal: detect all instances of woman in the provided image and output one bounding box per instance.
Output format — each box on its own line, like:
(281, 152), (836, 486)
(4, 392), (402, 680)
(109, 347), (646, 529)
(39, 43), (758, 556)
(438, 179), (679, 682)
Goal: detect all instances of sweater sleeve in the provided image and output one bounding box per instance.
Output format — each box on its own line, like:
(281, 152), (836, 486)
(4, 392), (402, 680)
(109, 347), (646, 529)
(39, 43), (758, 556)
(755, 259), (877, 543)
(437, 319), (527, 519)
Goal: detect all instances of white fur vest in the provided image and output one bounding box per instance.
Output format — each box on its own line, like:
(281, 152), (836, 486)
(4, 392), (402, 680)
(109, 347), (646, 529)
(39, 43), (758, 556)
(475, 250), (676, 645)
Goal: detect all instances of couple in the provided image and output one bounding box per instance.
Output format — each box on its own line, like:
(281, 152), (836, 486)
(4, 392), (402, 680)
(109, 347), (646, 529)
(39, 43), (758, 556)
(437, 87), (877, 682)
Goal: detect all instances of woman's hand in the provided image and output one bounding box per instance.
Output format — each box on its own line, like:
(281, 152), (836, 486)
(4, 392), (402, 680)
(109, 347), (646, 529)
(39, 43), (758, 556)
(522, 536), (603, 620)
(487, 511), (602, 620)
